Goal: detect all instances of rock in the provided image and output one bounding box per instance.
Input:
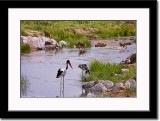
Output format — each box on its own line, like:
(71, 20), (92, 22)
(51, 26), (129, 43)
(59, 40), (68, 46)
(121, 69), (130, 73)
(124, 79), (136, 88)
(109, 83), (125, 92)
(129, 52), (136, 64)
(120, 59), (131, 64)
(82, 82), (95, 90)
(114, 74), (119, 77)
(90, 83), (107, 92)
(120, 52), (136, 64)
(21, 36), (58, 50)
(131, 76), (136, 81)
(102, 80), (113, 89)
(95, 43), (106, 47)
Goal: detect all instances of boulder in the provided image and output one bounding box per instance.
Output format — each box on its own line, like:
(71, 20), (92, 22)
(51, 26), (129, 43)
(120, 52), (136, 64)
(82, 82), (95, 90)
(21, 36), (59, 50)
(124, 79), (136, 88)
(90, 83), (107, 92)
(121, 69), (130, 73)
(129, 52), (136, 63)
(120, 59), (131, 64)
(109, 83), (125, 92)
(101, 80), (113, 89)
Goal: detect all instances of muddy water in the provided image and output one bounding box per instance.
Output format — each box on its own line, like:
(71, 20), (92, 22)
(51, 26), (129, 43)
(21, 44), (136, 98)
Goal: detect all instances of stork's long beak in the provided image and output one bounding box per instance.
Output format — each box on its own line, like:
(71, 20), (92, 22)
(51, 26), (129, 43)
(68, 62), (73, 69)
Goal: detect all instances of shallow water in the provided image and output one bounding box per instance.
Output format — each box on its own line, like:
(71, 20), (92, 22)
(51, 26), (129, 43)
(21, 44), (136, 98)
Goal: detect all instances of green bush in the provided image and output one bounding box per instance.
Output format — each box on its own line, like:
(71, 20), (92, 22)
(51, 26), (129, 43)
(84, 60), (136, 83)
(21, 44), (31, 53)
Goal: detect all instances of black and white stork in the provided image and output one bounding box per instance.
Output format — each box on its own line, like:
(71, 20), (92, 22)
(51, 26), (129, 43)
(56, 60), (73, 97)
(78, 64), (90, 80)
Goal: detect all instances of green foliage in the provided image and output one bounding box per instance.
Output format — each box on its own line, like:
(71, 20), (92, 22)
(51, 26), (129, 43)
(21, 29), (28, 36)
(127, 87), (136, 93)
(84, 60), (136, 83)
(21, 44), (31, 53)
(68, 39), (91, 48)
(21, 20), (136, 48)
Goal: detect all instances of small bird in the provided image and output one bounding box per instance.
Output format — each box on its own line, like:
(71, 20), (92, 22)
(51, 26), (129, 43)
(56, 60), (73, 97)
(78, 64), (90, 80)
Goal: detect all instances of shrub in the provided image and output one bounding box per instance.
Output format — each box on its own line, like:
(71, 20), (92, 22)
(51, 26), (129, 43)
(21, 44), (31, 53)
(84, 60), (136, 83)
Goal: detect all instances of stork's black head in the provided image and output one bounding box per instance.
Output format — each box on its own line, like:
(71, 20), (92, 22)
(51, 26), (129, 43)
(66, 60), (70, 64)
(66, 60), (73, 69)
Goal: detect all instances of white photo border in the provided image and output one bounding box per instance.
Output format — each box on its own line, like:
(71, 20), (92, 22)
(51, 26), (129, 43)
(8, 8), (149, 111)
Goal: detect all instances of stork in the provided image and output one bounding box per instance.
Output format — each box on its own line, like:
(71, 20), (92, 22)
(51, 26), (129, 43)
(56, 60), (73, 97)
(78, 64), (90, 81)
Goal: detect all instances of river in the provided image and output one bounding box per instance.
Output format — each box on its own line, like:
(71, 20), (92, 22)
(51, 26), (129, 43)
(21, 44), (136, 98)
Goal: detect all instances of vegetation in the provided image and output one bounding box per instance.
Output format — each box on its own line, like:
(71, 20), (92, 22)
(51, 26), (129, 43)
(84, 60), (136, 83)
(21, 44), (31, 54)
(21, 21), (136, 48)
(21, 74), (30, 96)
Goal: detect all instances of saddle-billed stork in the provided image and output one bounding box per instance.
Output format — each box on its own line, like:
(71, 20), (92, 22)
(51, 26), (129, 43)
(56, 60), (73, 97)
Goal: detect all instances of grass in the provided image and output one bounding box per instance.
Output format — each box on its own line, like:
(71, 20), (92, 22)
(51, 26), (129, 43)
(127, 87), (136, 94)
(21, 21), (136, 48)
(21, 29), (28, 36)
(84, 60), (136, 83)
(21, 44), (31, 54)
(21, 74), (30, 96)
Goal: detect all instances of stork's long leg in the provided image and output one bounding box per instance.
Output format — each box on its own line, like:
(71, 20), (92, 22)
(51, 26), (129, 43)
(60, 77), (62, 98)
(63, 76), (64, 97)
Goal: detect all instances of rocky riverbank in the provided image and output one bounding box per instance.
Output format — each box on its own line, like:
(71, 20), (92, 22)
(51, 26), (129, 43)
(82, 77), (136, 97)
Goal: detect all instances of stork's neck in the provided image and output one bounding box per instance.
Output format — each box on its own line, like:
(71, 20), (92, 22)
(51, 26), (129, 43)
(66, 63), (68, 70)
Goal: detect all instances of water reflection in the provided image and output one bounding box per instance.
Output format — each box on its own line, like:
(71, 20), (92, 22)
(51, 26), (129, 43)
(78, 49), (86, 56)
(59, 78), (64, 98)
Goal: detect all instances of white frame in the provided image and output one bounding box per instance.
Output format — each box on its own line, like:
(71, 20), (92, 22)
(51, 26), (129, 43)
(8, 8), (149, 111)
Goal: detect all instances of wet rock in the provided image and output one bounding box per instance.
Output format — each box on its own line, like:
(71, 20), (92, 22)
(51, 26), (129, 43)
(120, 52), (136, 64)
(129, 52), (136, 63)
(124, 42), (132, 45)
(121, 69), (130, 73)
(109, 83), (125, 92)
(95, 43), (107, 47)
(101, 80), (113, 89)
(90, 83), (107, 92)
(21, 36), (58, 50)
(82, 82), (95, 91)
(120, 59), (131, 64)
(124, 79), (136, 88)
